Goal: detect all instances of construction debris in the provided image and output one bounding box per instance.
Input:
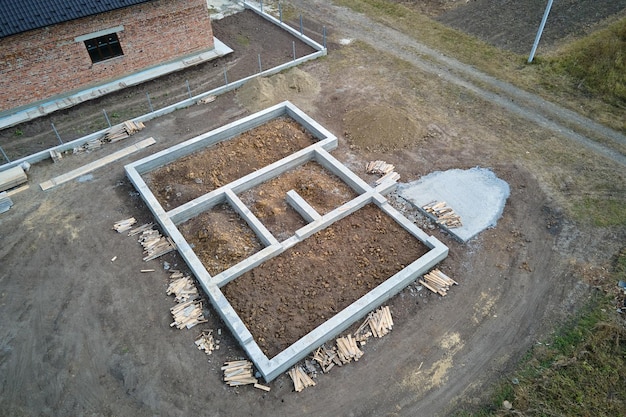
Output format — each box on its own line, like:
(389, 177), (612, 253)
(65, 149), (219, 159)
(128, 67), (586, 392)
(50, 149), (63, 163)
(366, 160), (401, 185)
(138, 228), (176, 261)
(195, 330), (219, 355)
(0, 191), (13, 214)
(222, 360), (258, 387)
(422, 201), (463, 228)
(166, 273), (199, 303)
(288, 366), (316, 392)
(353, 305), (393, 342)
(127, 222), (154, 236)
(103, 120), (145, 143)
(311, 345), (339, 373)
(419, 268), (458, 296)
(170, 299), (207, 329)
(335, 334), (363, 364)
(113, 217), (137, 233)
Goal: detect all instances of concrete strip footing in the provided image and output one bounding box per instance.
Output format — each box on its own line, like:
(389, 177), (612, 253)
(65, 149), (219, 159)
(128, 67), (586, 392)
(125, 101), (448, 382)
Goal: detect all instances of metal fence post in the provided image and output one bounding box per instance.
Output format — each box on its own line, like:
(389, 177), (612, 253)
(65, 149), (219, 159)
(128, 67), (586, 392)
(146, 92), (154, 112)
(0, 146), (10, 163)
(528, 0), (554, 63)
(323, 26), (327, 49)
(258, 54), (262, 73)
(293, 41), (296, 61)
(279, 3), (282, 23)
(51, 123), (63, 145)
(300, 15), (303, 35)
(186, 80), (192, 98)
(224, 68), (229, 84)
(260, 0), (263, 12)
(103, 109), (112, 128)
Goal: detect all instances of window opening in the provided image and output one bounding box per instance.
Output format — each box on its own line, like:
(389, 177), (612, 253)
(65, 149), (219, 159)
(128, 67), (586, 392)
(84, 33), (123, 63)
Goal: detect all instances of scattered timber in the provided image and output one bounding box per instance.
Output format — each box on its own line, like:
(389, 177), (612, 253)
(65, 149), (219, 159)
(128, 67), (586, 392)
(0, 191), (13, 214)
(127, 222), (154, 236)
(353, 305), (393, 342)
(195, 330), (219, 355)
(366, 160), (401, 186)
(113, 217), (137, 233)
(288, 366), (316, 392)
(73, 138), (103, 154)
(419, 268), (458, 296)
(422, 201), (462, 228)
(50, 149), (63, 163)
(222, 360), (258, 387)
(336, 334), (363, 364)
(311, 345), (339, 373)
(167, 274), (199, 303)
(138, 228), (176, 261)
(0, 165), (27, 193)
(170, 299), (207, 329)
(103, 120), (146, 143)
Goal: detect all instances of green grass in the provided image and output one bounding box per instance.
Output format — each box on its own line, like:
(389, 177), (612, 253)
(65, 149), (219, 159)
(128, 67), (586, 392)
(572, 197), (626, 227)
(546, 17), (626, 108)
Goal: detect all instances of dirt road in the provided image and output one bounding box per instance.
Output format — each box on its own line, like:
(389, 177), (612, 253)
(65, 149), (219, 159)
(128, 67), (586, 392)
(1, 3), (624, 417)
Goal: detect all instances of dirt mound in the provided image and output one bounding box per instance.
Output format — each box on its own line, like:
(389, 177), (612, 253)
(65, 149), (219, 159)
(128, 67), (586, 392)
(235, 67), (320, 112)
(343, 105), (425, 151)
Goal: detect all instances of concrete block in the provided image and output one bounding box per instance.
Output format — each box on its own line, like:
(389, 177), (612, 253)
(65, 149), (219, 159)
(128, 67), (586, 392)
(285, 189), (321, 223)
(225, 189), (278, 247)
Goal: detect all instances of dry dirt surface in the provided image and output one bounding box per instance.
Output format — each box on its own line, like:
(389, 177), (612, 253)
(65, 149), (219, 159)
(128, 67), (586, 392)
(1, 3), (625, 417)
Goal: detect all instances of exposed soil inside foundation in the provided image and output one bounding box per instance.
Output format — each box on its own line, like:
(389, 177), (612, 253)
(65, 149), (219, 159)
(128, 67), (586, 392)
(222, 203), (429, 358)
(146, 117), (316, 208)
(178, 203), (264, 275)
(239, 161), (358, 240)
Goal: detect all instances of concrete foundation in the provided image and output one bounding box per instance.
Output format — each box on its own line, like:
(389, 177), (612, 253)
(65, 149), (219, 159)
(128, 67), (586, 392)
(125, 101), (448, 381)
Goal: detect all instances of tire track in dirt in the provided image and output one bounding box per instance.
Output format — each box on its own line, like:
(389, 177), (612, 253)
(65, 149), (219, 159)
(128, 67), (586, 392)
(289, 0), (626, 166)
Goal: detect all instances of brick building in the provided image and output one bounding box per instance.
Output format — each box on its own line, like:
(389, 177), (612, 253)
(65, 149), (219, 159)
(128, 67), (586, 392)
(0, 0), (216, 113)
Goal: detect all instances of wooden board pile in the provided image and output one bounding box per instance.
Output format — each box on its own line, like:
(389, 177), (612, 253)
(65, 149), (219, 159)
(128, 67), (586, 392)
(422, 201), (462, 228)
(166, 271), (199, 303)
(103, 120), (145, 143)
(288, 366), (316, 392)
(138, 228), (176, 261)
(366, 305), (393, 338)
(0, 166), (27, 193)
(366, 160), (401, 185)
(73, 138), (103, 154)
(195, 330), (219, 355)
(112, 217), (137, 233)
(170, 299), (206, 329)
(336, 335), (364, 363)
(50, 149), (63, 163)
(419, 268), (458, 296)
(222, 360), (270, 391)
(0, 191), (13, 214)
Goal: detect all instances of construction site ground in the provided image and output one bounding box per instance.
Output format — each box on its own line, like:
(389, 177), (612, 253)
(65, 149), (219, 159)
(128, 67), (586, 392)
(1, 2), (625, 417)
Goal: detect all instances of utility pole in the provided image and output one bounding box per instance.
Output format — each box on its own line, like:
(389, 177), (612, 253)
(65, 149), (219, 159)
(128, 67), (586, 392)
(528, 0), (554, 63)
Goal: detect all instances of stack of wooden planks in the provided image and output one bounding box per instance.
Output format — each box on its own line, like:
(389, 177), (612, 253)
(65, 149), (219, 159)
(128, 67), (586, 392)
(73, 139), (103, 154)
(353, 305), (394, 343)
(422, 201), (462, 228)
(166, 272), (199, 303)
(127, 222), (154, 236)
(311, 345), (340, 373)
(112, 217), (137, 233)
(0, 166), (27, 193)
(419, 268), (458, 296)
(103, 120), (146, 143)
(50, 149), (63, 163)
(366, 160), (401, 185)
(195, 330), (219, 355)
(288, 366), (316, 392)
(138, 228), (176, 261)
(336, 335), (363, 363)
(0, 191), (13, 214)
(170, 299), (206, 329)
(222, 360), (271, 392)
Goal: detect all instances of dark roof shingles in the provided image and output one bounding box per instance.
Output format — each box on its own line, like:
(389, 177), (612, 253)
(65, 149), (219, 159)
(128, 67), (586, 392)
(0, 0), (154, 38)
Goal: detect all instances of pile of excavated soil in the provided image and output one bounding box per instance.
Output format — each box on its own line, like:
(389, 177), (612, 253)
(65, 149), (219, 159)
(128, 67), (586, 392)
(235, 67), (320, 112)
(343, 104), (426, 151)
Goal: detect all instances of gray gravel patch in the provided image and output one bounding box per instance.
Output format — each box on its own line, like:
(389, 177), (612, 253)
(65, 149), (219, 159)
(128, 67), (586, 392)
(398, 167), (510, 242)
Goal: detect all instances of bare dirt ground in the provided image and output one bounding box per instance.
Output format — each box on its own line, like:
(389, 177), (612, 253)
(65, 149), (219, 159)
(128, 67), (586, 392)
(1, 3), (625, 417)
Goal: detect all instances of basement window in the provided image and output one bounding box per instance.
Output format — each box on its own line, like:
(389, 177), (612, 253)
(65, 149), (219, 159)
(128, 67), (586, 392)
(84, 33), (124, 63)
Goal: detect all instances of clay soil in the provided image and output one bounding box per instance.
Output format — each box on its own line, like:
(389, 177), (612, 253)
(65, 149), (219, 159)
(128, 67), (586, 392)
(1, 3), (625, 417)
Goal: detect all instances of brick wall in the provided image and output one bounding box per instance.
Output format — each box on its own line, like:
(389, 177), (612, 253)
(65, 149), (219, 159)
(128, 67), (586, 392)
(0, 0), (214, 111)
